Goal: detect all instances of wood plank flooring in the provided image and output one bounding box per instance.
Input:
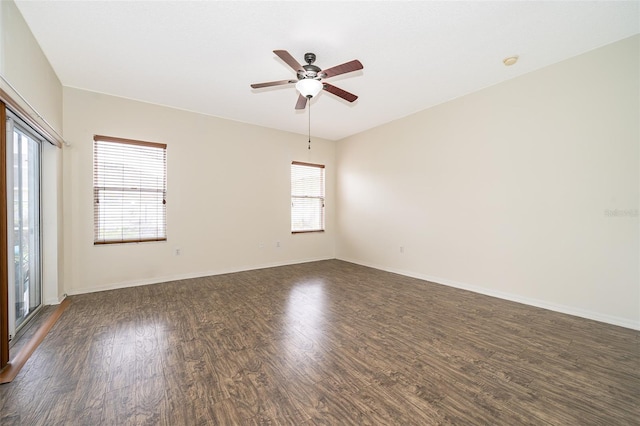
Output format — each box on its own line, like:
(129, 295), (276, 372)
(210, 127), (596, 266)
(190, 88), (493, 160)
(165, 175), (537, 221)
(0, 259), (638, 425)
(8, 304), (57, 357)
(1, 300), (69, 384)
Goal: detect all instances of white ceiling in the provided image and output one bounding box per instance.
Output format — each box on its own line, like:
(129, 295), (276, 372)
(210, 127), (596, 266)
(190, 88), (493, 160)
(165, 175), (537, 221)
(15, 1), (640, 141)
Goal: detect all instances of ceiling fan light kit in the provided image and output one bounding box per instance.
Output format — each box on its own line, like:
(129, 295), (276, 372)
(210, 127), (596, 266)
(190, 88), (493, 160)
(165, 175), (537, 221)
(296, 79), (323, 98)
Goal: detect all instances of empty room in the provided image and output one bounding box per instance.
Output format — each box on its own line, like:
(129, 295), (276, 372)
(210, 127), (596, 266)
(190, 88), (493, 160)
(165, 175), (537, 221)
(0, 0), (638, 424)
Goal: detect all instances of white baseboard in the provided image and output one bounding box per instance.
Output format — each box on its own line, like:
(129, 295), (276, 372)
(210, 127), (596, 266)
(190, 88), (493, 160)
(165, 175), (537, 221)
(338, 257), (640, 331)
(65, 256), (334, 297)
(45, 292), (70, 305)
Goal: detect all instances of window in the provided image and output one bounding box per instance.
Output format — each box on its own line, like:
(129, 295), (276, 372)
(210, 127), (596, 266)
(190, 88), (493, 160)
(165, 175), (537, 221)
(93, 135), (167, 244)
(291, 161), (325, 233)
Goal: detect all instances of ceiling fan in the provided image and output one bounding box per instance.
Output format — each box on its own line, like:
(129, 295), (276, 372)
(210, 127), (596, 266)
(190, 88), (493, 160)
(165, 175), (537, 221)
(250, 50), (363, 109)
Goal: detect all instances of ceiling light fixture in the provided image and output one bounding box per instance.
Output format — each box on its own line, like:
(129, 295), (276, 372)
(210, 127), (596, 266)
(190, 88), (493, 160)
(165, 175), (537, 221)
(503, 55), (519, 66)
(296, 78), (323, 99)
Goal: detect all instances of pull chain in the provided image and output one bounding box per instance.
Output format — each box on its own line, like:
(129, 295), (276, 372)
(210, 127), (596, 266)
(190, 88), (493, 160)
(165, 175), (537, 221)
(307, 98), (311, 150)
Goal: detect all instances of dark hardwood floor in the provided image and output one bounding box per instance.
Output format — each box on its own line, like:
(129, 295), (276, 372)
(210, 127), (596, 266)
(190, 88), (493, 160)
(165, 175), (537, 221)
(0, 260), (638, 425)
(8, 304), (57, 359)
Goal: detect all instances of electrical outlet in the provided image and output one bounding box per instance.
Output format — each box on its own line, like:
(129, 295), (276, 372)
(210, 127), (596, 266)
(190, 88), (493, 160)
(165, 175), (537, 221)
(276, 241), (281, 248)
(400, 246), (404, 254)
(175, 247), (181, 256)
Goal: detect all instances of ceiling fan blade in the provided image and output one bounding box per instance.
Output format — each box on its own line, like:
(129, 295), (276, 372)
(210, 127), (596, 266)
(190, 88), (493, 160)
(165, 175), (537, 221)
(250, 79), (296, 89)
(274, 50), (303, 72)
(323, 83), (358, 103)
(295, 94), (308, 110)
(321, 59), (363, 79)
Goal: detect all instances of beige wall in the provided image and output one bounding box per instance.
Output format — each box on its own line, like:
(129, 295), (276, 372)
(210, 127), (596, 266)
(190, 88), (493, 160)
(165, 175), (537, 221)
(1, 0), (64, 304)
(0, 0), (62, 134)
(336, 35), (640, 329)
(62, 88), (336, 294)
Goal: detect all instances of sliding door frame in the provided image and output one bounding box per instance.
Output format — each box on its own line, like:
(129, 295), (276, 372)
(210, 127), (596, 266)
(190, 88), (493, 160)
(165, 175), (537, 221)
(8, 113), (44, 336)
(1, 102), (8, 369)
(0, 90), (61, 370)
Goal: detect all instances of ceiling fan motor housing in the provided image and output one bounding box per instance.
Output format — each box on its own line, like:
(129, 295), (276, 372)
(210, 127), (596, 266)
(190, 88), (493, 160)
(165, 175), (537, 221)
(297, 52), (323, 80)
(298, 65), (322, 80)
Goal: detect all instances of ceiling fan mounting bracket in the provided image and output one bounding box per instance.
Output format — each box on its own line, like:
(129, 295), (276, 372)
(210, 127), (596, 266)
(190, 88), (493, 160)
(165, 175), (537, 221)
(304, 52), (316, 65)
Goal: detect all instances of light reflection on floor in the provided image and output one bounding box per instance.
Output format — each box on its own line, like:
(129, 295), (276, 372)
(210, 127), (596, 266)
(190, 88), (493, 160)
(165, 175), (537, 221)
(284, 281), (326, 355)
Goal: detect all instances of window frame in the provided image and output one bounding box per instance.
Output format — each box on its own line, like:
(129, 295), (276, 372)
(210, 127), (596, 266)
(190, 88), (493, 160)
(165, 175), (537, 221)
(291, 161), (325, 234)
(93, 135), (167, 245)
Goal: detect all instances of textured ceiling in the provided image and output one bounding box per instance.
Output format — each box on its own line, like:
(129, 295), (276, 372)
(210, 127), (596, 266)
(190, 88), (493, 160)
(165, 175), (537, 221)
(15, 1), (640, 141)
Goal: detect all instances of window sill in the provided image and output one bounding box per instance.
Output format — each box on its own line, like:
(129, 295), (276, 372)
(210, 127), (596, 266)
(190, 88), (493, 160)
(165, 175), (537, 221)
(94, 238), (167, 245)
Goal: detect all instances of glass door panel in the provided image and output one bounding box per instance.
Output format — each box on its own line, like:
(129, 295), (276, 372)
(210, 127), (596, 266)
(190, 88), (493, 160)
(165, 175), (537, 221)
(7, 115), (41, 336)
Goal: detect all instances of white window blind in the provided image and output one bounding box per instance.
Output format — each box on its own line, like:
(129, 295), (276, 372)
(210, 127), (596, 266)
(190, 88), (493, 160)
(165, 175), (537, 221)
(291, 161), (325, 233)
(93, 135), (167, 244)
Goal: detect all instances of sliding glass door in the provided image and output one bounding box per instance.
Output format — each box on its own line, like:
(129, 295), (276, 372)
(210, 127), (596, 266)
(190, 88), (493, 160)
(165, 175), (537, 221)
(6, 112), (42, 337)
